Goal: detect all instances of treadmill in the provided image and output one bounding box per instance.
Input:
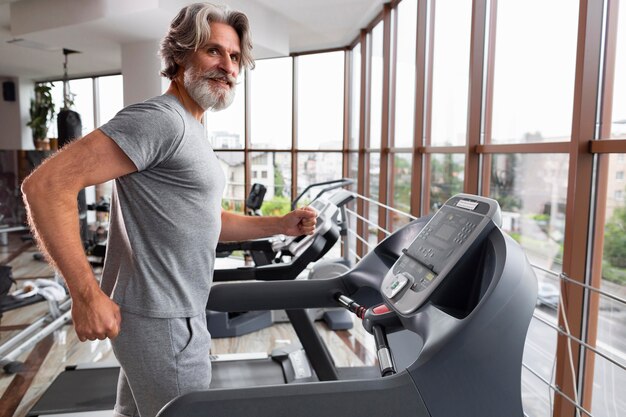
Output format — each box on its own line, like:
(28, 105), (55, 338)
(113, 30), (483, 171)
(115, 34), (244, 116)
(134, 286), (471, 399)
(157, 193), (538, 417)
(26, 190), (356, 417)
(29, 193), (537, 417)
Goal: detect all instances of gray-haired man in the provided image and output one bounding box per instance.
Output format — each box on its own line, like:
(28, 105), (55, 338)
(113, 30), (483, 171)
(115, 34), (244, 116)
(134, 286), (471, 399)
(22, 3), (316, 416)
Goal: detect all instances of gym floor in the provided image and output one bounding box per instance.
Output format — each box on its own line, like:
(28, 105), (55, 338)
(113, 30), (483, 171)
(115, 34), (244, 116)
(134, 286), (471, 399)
(0, 231), (376, 417)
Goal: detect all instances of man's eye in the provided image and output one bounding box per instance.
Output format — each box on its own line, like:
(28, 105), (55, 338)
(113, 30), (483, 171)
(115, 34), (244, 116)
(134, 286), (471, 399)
(208, 48), (219, 55)
(231, 55), (240, 63)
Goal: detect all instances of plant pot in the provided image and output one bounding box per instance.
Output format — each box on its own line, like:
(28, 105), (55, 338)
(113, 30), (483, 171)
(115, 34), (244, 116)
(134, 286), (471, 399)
(34, 139), (50, 151)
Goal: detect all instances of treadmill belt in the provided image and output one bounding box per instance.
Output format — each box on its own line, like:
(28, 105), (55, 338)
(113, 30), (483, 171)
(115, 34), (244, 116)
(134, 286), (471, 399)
(28, 367), (119, 416)
(210, 359), (285, 389)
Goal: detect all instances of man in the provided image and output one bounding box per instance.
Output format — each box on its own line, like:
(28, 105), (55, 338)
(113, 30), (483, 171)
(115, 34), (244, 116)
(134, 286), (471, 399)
(21, 3), (317, 417)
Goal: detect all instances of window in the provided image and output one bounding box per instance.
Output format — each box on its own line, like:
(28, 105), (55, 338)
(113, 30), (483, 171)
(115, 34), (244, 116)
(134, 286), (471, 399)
(598, 154), (626, 416)
(297, 152), (343, 197)
(216, 151), (245, 211)
(369, 22), (384, 150)
(250, 58), (292, 149)
(391, 153), (412, 230)
(97, 75), (124, 125)
(490, 0), (578, 143)
(430, 0), (472, 146)
(393, 0), (418, 148)
(297, 52), (344, 150)
(349, 43), (361, 150)
(617, 171), (624, 180)
(610, 3), (626, 138)
(430, 154), (465, 211)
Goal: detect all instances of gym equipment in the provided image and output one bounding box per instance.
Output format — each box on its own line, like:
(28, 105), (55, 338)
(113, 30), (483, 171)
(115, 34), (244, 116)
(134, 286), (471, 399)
(216, 178), (354, 266)
(157, 193), (537, 417)
(26, 189), (355, 416)
(26, 189), (409, 417)
(212, 179), (357, 333)
(29, 194), (536, 417)
(207, 189), (354, 337)
(245, 182), (266, 216)
(0, 273), (71, 374)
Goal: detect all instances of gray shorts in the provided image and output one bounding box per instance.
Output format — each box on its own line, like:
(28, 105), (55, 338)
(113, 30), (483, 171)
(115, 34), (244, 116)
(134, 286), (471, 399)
(111, 310), (212, 417)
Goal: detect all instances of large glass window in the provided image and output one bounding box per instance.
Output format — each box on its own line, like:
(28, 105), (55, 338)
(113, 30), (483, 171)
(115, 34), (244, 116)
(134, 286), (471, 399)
(489, 153), (569, 417)
(597, 153), (626, 417)
(611, 3), (626, 138)
(349, 44), (361, 150)
(256, 152), (292, 216)
(394, 0), (417, 148)
(216, 151), (245, 211)
(296, 152), (343, 203)
(297, 52), (344, 150)
(490, 0), (578, 143)
(250, 58), (292, 149)
(205, 71), (245, 149)
(429, 154), (465, 211)
(489, 153), (568, 271)
(97, 75), (124, 126)
(368, 152), (380, 246)
(391, 153), (412, 230)
(430, 0), (472, 146)
(369, 22), (384, 150)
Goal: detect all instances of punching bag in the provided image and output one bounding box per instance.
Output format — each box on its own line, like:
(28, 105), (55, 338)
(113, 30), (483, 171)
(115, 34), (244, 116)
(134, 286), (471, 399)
(57, 108), (82, 148)
(57, 108), (89, 245)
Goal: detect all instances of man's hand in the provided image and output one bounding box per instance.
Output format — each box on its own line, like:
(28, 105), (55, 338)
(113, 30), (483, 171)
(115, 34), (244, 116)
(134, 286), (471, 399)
(71, 287), (121, 341)
(282, 206), (317, 236)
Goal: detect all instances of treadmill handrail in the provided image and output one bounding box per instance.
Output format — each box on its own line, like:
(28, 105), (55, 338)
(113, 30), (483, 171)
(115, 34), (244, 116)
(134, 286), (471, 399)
(207, 277), (350, 311)
(208, 218), (430, 310)
(213, 226), (339, 282)
(291, 178), (355, 210)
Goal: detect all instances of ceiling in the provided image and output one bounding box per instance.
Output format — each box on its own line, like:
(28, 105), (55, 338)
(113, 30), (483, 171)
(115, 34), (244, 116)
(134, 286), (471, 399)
(0, 0), (385, 81)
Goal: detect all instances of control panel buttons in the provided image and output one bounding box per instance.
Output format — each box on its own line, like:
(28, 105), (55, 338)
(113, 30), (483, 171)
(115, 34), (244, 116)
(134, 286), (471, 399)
(382, 273), (409, 299)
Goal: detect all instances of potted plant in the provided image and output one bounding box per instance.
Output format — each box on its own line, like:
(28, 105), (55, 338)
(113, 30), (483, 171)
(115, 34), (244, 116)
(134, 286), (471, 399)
(27, 82), (56, 150)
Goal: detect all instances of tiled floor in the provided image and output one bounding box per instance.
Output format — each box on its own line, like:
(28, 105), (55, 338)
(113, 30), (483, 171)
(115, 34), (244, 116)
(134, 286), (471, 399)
(0, 232), (376, 417)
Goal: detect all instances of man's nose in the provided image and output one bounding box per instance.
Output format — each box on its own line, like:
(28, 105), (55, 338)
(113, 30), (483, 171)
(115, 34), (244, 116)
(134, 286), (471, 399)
(219, 55), (237, 77)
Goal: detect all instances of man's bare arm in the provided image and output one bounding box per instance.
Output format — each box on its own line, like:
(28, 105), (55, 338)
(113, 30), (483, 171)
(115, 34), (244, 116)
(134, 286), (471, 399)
(219, 207), (317, 242)
(21, 129), (137, 341)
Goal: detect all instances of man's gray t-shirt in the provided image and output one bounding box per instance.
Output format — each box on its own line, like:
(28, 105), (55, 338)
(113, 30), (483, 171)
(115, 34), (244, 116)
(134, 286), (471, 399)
(99, 94), (225, 318)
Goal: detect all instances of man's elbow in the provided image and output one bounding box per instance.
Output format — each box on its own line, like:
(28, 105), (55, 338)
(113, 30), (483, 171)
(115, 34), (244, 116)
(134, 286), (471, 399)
(21, 170), (58, 207)
(21, 172), (41, 204)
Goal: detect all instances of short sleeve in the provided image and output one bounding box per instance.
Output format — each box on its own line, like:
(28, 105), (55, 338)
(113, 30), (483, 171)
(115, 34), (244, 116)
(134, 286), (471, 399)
(99, 98), (185, 171)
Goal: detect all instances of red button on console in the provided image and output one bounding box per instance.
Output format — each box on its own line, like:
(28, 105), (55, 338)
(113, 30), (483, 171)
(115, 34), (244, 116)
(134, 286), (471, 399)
(373, 304), (390, 315)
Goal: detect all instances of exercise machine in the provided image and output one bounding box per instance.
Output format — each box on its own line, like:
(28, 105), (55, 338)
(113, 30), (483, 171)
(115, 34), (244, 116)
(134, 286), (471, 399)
(0, 272), (71, 374)
(208, 187), (355, 337)
(29, 194), (537, 417)
(157, 193), (537, 417)
(26, 189), (355, 416)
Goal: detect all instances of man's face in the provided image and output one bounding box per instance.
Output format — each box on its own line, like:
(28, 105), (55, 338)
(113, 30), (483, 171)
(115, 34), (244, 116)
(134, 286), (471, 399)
(183, 22), (241, 111)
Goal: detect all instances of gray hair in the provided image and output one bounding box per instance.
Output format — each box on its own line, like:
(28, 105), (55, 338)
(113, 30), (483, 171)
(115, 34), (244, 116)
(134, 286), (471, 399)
(159, 2), (255, 80)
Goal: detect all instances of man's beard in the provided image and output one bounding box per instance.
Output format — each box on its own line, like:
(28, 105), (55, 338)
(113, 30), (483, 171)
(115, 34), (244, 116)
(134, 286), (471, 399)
(184, 67), (237, 111)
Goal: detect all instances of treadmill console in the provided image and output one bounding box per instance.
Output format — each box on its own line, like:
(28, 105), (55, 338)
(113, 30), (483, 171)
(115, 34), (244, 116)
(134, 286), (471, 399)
(381, 194), (501, 315)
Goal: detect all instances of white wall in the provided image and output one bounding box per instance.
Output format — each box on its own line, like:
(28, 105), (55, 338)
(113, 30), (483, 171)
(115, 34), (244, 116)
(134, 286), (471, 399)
(121, 40), (166, 106)
(0, 76), (32, 150)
